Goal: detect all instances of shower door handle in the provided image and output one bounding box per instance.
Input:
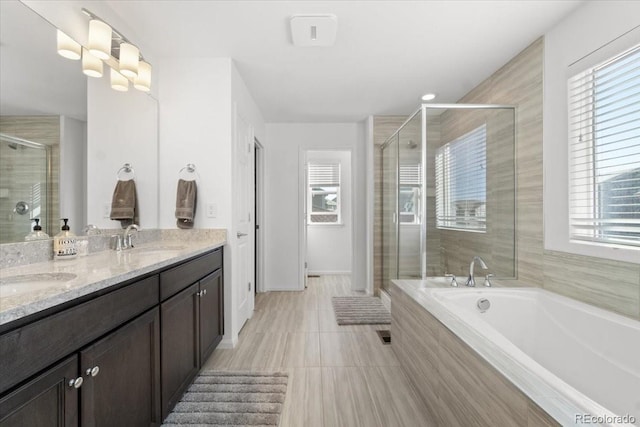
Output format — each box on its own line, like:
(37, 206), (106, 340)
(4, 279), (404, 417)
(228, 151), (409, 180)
(392, 212), (397, 224)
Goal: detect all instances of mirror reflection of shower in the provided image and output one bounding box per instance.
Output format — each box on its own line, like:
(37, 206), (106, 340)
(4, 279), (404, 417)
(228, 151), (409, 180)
(0, 132), (52, 243)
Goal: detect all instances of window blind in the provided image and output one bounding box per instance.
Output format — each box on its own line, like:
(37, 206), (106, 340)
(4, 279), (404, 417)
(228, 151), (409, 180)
(400, 164), (422, 186)
(308, 163), (340, 187)
(568, 44), (640, 247)
(435, 124), (487, 231)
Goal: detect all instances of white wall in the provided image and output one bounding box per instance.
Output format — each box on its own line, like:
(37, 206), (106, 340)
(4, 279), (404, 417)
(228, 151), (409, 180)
(86, 74), (158, 229)
(159, 57), (265, 347)
(306, 150), (352, 274)
(264, 122), (366, 291)
(543, 0), (640, 264)
(59, 116), (86, 234)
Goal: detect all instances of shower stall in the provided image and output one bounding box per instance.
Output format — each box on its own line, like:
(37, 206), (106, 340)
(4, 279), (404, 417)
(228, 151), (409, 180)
(380, 104), (516, 291)
(0, 133), (53, 243)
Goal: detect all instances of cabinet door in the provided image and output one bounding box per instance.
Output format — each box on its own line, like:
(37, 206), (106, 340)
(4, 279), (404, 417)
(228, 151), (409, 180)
(160, 283), (200, 419)
(199, 269), (224, 362)
(80, 308), (160, 427)
(0, 355), (79, 427)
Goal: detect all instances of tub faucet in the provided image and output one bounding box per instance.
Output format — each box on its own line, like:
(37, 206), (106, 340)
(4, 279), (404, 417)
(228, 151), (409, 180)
(465, 256), (488, 287)
(122, 224), (139, 249)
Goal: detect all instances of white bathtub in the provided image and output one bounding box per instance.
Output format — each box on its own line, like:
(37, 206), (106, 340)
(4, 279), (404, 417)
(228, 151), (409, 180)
(422, 287), (640, 426)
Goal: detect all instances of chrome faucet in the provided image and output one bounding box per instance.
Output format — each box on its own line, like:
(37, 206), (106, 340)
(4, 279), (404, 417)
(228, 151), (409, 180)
(465, 256), (488, 287)
(123, 224), (139, 249)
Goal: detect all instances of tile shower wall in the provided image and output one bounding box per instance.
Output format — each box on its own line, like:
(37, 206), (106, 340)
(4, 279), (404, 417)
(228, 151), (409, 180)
(374, 37), (640, 318)
(0, 116), (60, 242)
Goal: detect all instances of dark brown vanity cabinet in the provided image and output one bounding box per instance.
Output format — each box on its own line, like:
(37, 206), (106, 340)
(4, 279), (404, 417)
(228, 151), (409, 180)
(0, 247), (223, 427)
(0, 356), (79, 427)
(159, 249), (223, 419)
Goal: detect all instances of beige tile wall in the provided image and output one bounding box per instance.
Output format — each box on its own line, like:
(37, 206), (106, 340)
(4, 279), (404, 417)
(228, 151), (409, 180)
(0, 116), (60, 242)
(373, 37), (640, 319)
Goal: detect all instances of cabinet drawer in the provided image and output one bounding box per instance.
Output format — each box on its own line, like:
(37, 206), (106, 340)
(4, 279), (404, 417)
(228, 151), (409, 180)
(160, 249), (222, 300)
(0, 275), (159, 394)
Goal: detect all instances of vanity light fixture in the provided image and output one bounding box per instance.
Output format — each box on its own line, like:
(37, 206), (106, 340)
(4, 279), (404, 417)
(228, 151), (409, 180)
(134, 61), (152, 92)
(82, 48), (103, 78)
(55, 8), (152, 93)
(119, 42), (139, 78)
(56, 30), (81, 60)
(88, 19), (112, 60)
(421, 93), (437, 101)
(110, 68), (129, 92)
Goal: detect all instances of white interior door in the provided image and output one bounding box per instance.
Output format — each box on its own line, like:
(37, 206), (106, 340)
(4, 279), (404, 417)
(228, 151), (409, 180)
(234, 108), (255, 330)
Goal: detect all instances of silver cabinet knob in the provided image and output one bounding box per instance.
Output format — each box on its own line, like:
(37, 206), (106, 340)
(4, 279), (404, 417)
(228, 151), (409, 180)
(68, 376), (84, 388)
(86, 366), (100, 377)
(203, 289), (207, 296)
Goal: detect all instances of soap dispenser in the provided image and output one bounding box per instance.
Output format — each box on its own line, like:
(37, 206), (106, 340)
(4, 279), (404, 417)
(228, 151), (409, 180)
(54, 218), (77, 260)
(25, 218), (50, 241)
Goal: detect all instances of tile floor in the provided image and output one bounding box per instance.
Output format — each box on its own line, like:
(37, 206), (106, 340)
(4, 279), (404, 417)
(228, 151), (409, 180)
(202, 275), (432, 427)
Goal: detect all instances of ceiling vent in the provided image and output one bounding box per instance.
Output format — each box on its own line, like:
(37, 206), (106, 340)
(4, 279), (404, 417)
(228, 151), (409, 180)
(290, 14), (337, 47)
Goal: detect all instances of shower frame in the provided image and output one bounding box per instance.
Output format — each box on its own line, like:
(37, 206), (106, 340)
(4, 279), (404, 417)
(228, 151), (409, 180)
(380, 103), (517, 281)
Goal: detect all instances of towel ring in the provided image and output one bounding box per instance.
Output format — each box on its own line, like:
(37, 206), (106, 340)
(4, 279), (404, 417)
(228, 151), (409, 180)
(116, 163), (135, 180)
(178, 163), (200, 181)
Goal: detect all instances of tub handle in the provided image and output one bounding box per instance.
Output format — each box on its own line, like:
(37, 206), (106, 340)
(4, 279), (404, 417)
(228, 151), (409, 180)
(445, 274), (458, 287)
(484, 274), (494, 287)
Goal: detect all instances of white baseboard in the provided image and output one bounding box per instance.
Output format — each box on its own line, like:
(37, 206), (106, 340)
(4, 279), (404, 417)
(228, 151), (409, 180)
(380, 289), (391, 311)
(307, 271), (351, 275)
(218, 334), (238, 349)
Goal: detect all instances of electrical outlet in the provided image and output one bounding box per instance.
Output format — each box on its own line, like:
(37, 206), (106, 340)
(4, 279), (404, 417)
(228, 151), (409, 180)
(206, 203), (217, 218)
(103, 203), (111, 218)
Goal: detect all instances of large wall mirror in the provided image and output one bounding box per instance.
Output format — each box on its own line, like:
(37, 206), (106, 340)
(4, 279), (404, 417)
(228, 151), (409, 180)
(0, 0), (158, 243)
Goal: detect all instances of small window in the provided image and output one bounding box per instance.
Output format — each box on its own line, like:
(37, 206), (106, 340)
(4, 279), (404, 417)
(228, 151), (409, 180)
(308, 163), (341, 224)
(399, 164), (422, 224)
(435, 124), (487, 231)
(569, 44), (640, 248)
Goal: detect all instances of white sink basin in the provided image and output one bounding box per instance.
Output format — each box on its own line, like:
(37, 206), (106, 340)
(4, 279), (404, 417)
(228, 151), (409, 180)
(0, 273), (77, 297)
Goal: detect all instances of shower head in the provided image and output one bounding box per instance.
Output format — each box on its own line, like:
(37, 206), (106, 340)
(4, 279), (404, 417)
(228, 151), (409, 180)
(406, 140), (418, 149)
(8, 142), (19, 150)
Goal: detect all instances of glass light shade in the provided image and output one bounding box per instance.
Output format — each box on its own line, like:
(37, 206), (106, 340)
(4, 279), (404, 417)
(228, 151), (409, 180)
(134, 61), (151, 92)
(56, 30), (81, 60)
(88, 20), (112, 60)
(82, 49), (103, 78)
(110, 68), (129, 92)
(119, 43), (139, 78)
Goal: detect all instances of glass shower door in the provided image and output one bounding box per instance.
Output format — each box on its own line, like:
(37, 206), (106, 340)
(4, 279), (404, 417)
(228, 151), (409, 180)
(398, 113), (423, 279)
(381, 134), (398, 291)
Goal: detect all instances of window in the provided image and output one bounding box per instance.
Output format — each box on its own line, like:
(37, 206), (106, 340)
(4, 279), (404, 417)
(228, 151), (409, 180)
(569, 44), (640, 248)
(435, 124), (487, 231)
(399, 164), (422, 224)
(308, 163), (340, 224)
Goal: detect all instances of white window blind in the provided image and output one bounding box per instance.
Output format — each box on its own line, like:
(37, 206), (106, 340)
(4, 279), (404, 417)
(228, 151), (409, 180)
(569, 44), (640, 247)
(435, 124), (487, 231)
(308, 163), (341, 224)
(399, 164), (422, 224)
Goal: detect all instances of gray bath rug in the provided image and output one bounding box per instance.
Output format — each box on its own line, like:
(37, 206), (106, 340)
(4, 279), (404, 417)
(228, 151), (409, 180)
(162, 370), (289, 426)
(331, 296), (391, 325)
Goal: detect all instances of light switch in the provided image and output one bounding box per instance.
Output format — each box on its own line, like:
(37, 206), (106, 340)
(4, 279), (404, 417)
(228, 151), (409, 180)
(103, 203), (111, 218)
(206, 203), (217, 218)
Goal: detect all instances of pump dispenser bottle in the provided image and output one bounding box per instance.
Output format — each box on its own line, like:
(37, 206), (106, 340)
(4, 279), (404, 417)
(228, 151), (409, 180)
(25, 218), (50, 241)
(54, 218), (77, 260)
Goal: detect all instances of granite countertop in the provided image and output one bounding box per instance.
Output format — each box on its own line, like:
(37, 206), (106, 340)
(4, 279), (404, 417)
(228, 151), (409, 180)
(0, 231), (226, 326)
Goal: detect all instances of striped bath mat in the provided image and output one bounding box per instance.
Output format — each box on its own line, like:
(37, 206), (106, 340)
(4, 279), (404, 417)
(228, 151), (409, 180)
(331, 296), (391, 325)
(162, 370), (289, 426)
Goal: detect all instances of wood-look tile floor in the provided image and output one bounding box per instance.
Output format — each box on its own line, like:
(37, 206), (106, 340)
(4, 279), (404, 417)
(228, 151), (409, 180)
(202, 275), (432, 427)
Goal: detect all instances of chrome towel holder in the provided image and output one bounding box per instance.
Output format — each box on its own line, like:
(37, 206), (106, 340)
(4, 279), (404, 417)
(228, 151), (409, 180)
(116, 163), (135, 180)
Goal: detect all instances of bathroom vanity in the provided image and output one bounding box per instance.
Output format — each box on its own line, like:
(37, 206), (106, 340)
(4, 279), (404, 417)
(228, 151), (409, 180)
(0, 235), (225, 426)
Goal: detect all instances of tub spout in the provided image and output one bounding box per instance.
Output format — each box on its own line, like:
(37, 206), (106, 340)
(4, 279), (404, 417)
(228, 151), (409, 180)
(465, 256), (488, 287)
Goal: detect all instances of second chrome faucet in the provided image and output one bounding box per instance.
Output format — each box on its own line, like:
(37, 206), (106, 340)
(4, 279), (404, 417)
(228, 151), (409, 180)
(465, 256), (490, 287)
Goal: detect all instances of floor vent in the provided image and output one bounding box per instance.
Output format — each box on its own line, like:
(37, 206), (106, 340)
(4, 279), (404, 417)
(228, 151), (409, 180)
(376, 329), (391, 345)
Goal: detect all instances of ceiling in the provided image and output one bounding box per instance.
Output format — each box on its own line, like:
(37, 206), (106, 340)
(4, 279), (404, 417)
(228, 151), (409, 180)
(102, 1), (584, 122)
